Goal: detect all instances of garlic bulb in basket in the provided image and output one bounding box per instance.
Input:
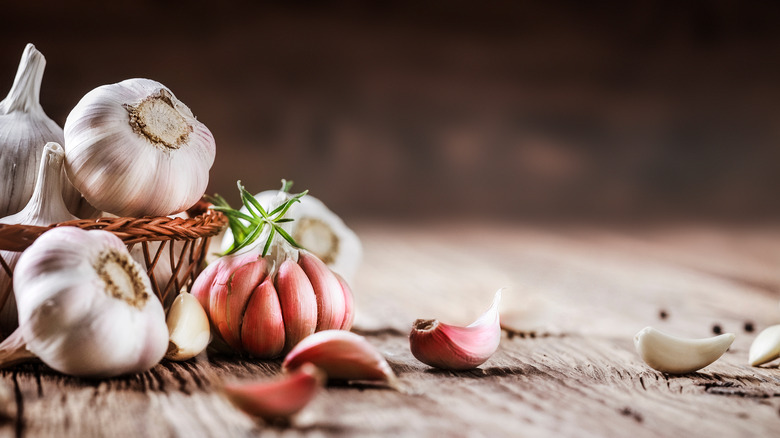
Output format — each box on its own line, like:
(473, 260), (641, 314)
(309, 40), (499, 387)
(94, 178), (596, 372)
(0, 44), (82, 217)
(0, 142), (77, 337)
(64, 78), (216, 217)
(0, 227), (168, 377)
(221, 185), (362, 282)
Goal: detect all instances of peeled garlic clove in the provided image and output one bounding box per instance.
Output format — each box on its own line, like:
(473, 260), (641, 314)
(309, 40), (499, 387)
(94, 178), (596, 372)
(283, 330), (398, 387)
(11, 227), (168, 377)
(634, 326), (735, 374)
(63, 78), (216, 217)
(748, 324), (780, 367)
(276, 259), (318, 352)
(166, 292), (210, 361)
(222, 362), (325, 422)
(298, 251), (346, 331)
(241, 277), (286, 358)
(409, 289), (502, 371)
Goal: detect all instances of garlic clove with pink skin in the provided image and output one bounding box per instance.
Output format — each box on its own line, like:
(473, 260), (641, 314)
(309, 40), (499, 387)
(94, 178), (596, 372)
(409, 289), (502, 371)
(222, 362), (325, 422)
(283, 330), (398, 388)
(299, 251), (347, 331)
(335, 273), (355, 330)
(272, 259), (318, 352)
(241, 277), (286, 358)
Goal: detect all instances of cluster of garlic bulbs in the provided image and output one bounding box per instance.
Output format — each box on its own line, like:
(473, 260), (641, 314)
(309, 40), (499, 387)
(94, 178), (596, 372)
(0, 43), (218, 377)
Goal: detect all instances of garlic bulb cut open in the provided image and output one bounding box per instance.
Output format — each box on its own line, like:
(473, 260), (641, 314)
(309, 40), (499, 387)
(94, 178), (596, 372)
(0, 142), (77, 337)
(4, 227), (168, 377)
(222, 190), (362, 282)
(64, 78), (216, 217)
(0, 44), (81, 217)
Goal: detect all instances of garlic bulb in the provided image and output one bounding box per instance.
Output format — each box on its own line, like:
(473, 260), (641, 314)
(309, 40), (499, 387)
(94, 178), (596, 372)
(222, 188), (362, 282)
(0, 142), (77, 337)
(0, 44), (81, 217)
(0, 227), (168, 377)
(192, 248), (354, 358)
(64, 78), (216, 217)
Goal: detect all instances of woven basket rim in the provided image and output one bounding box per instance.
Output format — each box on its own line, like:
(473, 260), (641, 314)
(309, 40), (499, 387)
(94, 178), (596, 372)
(0, 205), (227, 252)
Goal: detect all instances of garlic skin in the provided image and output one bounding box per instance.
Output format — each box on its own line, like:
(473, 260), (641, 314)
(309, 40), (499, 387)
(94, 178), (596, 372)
(165, 291), (210, 361)
(0, 142), (77, 337)
(9, 227), (168, 377)
(634, 327), (734, 374)
(191, 248), (354, 358)
(222, 362), (325, 422)
(409, 289), (502, 371)
(222, 190), (362, 282)
(64, 78), (216, 217)
(0, 44), (81, 217)
(748, 324), (780, 367)
(282, 330), (398, 387)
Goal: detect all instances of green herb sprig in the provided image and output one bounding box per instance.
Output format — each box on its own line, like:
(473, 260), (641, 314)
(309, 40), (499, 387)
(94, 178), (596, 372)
(208, 180), (307, 256)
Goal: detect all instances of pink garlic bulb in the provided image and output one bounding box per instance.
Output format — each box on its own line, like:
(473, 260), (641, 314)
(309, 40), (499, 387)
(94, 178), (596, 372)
(191, 250), (354, 358)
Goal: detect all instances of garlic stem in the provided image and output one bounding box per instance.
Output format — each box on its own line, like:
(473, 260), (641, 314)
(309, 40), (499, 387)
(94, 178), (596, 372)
(0, 44), (44, 114)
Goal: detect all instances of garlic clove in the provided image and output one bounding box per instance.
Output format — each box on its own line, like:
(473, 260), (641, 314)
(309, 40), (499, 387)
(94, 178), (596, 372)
(191, 252), (259, 315)
(275, 259), (318, 352)
(409, 289), (502, 371)
(748, 324), (780, 367)
(165, 291), (210, 361)
(222, 259), (266, 349)
(222, 362), (325, 422)
(335, 273), (355, 331)
(282, 330), (398, 387)
(298, 251), (346, 331)
(241, 277), (286, 358)
(634, 326), (735, 374)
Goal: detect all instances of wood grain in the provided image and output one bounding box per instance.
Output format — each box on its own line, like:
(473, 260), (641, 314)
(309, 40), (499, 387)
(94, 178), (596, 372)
(0, 222), (778, 437)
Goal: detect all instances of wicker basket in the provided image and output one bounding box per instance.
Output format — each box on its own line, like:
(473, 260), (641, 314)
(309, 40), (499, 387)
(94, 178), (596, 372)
(0, 201), (227, 308)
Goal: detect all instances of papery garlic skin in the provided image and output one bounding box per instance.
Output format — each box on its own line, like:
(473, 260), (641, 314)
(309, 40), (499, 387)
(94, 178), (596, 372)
(222, 362), (325, 422)
(0, 142), (77, 337)
(222, 190), (362, 282)
(192, 248), (354, 358)
(634, 327), (734, 374)
(13, 227), (168, 377)
(0, 44), (81, 217)
(409, 290), (502, 371)
(64, 78), (215, 217)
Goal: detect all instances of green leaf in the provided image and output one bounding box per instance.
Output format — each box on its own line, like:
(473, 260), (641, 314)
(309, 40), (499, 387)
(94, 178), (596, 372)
(274, 225), (301, 249)
(262, 226), (276, 256)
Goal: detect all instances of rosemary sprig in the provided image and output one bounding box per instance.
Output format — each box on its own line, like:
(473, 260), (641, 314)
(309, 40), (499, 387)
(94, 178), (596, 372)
(208, 180), (307, 256)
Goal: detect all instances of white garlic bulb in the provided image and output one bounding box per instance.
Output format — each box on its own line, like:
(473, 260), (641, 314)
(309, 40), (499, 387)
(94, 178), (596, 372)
(221, 189), (362, 282)
(0, 142), (77, 337)
(64, 78), (216, 217)
(9, 227), (168, 377)
(0, 44), (82, 217)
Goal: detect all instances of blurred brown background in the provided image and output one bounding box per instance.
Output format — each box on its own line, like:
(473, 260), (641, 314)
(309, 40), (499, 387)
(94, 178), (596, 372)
(2, 1), (780, 223)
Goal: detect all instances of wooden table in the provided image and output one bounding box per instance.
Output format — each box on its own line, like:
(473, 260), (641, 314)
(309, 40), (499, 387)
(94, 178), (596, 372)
(2, 221), (779, 437)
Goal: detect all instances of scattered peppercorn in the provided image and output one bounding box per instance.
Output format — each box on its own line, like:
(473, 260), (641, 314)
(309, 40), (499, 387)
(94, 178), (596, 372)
(712, 324), (722, 335)
(659, 310), (668, 320)
(744, 322), (754, 333)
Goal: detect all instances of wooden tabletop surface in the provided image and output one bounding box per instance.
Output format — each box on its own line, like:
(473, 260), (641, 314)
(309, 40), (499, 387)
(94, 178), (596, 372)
(1, 221), (779, 437)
